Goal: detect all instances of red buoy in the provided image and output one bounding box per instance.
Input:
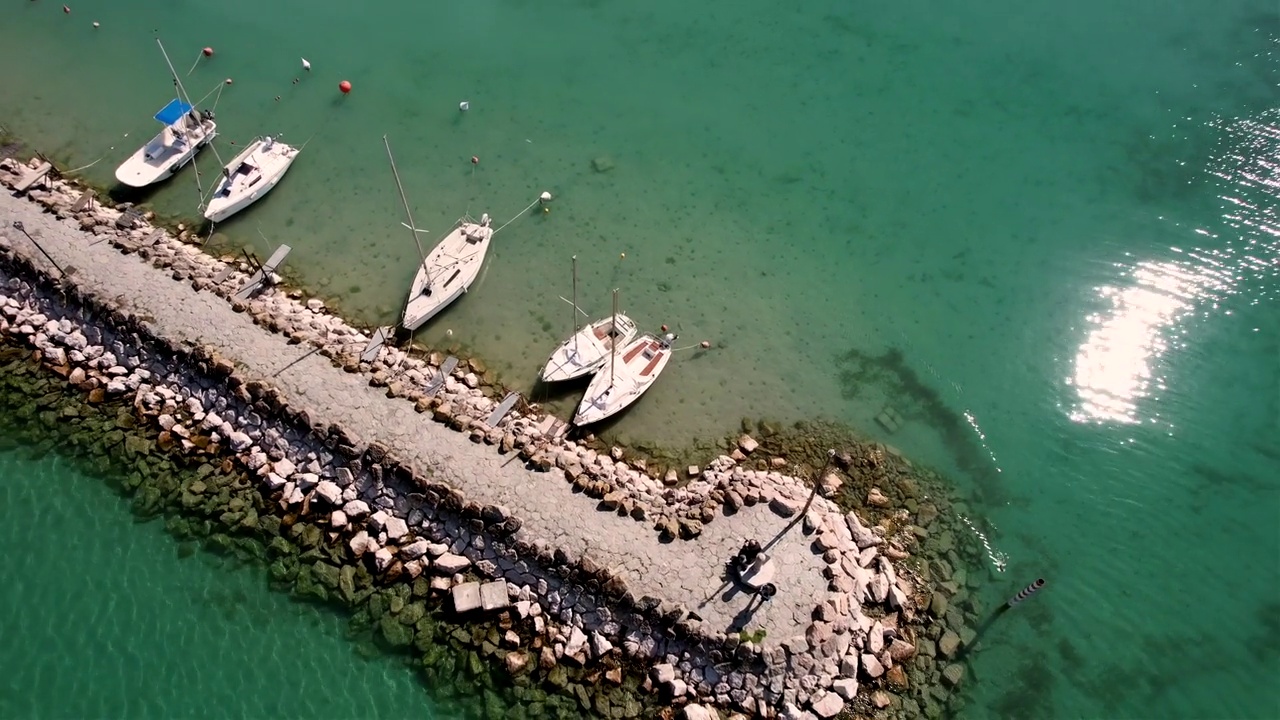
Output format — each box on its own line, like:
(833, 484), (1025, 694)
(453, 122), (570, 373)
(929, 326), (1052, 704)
(661, 324), (668, 332)
(339, 80), (352, 94)
(471, 156), (479, 165)
(202, 46), (214, 57)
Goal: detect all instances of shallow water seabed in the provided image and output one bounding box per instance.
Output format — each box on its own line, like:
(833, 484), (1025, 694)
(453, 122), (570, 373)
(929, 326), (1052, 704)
(0, 345), (650, 720)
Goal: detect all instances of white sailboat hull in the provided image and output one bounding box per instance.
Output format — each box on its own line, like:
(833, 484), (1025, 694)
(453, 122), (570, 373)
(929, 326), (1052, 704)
(114, 114), (216, 188)
(540, 314), (639, 383)
(573, 333), (672, 426)
(203, 137), (300, 223)
(401, 216), (494, 331)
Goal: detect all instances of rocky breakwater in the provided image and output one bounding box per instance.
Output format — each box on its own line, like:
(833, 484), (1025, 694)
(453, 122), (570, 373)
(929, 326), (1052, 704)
(1, 156), (973, 719)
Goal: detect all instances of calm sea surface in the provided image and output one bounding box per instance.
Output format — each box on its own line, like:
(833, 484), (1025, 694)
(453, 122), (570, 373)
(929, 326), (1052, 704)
(1, 1), (1278, 717)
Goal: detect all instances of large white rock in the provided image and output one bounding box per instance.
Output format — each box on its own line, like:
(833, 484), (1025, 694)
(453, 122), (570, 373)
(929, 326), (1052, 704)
(400, 539), (431, 560)
(227, 431), (252, 451)
(433, 553), (470, 574)
(373, 547), (394, 572)
(348, 531), (372, 557)
(383, 515), (409, 541)
(681, 704), (717, 720)
(452, 581), (483, 613)
(810, 691), (845, 719)
(563, 627), (588, 658)
(831, 677), (858, 700)
(273, 458), (297, 477)
(343, 499), (370, 518)
(312, 481), (341, 505)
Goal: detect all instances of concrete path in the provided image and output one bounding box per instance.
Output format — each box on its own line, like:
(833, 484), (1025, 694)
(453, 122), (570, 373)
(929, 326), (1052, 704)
(0, 191), (826, 645)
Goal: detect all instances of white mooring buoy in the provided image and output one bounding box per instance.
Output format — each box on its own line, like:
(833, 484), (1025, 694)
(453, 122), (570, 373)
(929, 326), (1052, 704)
(458, 100), (470, 112)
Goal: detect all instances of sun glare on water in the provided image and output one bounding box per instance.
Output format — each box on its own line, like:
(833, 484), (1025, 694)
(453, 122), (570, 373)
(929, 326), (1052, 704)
(1068, 109), (1279, 426)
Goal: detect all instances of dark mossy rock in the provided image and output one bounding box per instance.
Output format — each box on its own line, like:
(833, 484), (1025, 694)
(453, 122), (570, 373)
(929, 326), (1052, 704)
(268, 555), (299, 583)
(312, 560), (341, 589)
(289, 522), (322, 550)
(257, 513), (282, 537)
(377, 613), (413, 648)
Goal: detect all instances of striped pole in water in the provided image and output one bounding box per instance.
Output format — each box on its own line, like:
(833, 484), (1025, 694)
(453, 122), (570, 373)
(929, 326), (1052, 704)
(1006, 578), (1046, 608)
(955, 577), (1048, 662)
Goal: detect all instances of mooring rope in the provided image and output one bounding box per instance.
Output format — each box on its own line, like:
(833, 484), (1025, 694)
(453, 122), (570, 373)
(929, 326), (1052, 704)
(492, 196), (541, 236)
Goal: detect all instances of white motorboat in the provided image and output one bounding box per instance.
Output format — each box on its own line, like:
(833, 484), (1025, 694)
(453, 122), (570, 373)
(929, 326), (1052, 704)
(202, 136), (300, 222)
(400, 214), (495, 331)
(573, 312), (675, 426)
(114, 98), (217, 188)
(540, 259), (638, 382)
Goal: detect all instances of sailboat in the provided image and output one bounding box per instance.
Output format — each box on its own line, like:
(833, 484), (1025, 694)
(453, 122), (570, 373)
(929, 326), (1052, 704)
(384, 135), (494, 332)
(539, 256), (638, 383)
(572, 291), (675, 426)
(202, 135), (301, 222)
(114, 39), (217, 188)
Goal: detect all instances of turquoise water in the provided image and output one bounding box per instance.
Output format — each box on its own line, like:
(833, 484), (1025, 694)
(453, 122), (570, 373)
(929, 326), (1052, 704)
(0, 445), (466, 719)
(3, 1), (1279, 718)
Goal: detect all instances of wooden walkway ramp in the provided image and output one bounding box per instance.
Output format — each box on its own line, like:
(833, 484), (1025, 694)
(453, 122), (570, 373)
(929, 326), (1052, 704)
(13, 161), (52, 194)
(234, 244), (291, 300)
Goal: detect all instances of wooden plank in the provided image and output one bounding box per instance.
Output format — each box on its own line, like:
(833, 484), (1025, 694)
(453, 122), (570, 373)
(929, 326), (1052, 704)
(115, 208), (144, 230)
(232, 244), (291, 301)
(13, 161), (52, 194)
(360, 326), (392, 364)
(69, 189), (94, 213)
(233, 270), (268, 300)
(261, 244), (292, 272)
(424, 356), (458, 397)
(143, 229), (165, 246)
(211, 265), (234, 284)
(485, 391), (520, 427)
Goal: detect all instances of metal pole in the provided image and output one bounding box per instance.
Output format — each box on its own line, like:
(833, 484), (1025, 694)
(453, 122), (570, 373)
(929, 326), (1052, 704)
(11, 221), (65, 277)
(956, 578), (1048, 661)
(383, 135), (429, 285)
(609, 288), (617, 390)
(801, 448), (837, 517)
(571, 255), (579, 354)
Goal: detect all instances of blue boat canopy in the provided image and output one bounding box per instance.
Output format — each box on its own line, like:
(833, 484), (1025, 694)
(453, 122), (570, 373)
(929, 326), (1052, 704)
(154, 98), (193, 126)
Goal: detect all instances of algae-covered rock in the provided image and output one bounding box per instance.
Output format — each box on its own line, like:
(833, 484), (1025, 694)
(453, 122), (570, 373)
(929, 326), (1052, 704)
(398, 601), (425, 627)
(338, 564), (358, 605)
(257, 513), (281, 537)
(378, 614), (413, 648)
(312, 560), (341, 589)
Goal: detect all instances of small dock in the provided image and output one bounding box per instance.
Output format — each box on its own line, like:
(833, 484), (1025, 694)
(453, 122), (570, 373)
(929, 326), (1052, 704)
(485, 391), (521, 428)
(13, 161), (53, 195)
(69, 189), (95, 213)
(360, 326), (393, 364)
(425, 356), (458, 397)
(234, 244), (291, 301)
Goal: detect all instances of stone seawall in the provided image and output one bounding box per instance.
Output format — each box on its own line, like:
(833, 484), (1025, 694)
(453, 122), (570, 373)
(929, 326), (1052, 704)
(1, 155), (987, 719)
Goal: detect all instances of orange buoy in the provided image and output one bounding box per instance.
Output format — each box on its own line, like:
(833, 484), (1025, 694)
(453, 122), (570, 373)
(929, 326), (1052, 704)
(202, 46), (214, 57)
(470, 156), (479, 165)
(339, 80), (352, 94)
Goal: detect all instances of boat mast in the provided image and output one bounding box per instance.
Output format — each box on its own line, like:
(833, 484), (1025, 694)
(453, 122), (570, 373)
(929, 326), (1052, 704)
(382, 135), (430, 286)
(571, 255), (579, 353)
(155, 39), (196, 110)
(609, 288), (618, 389)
